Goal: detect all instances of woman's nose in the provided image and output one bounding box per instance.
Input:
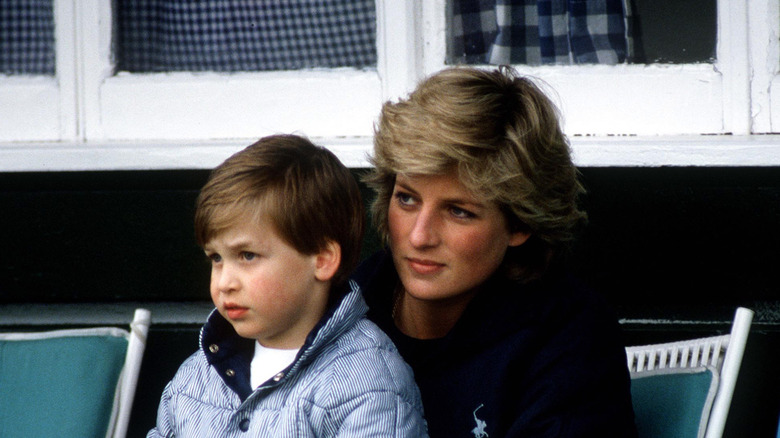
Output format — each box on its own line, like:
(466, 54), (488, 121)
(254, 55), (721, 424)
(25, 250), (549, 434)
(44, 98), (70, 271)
(408, 209), (440, 248)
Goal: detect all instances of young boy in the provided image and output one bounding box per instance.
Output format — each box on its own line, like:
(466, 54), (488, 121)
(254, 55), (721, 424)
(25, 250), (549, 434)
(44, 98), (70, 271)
(148, 135), (427, 437)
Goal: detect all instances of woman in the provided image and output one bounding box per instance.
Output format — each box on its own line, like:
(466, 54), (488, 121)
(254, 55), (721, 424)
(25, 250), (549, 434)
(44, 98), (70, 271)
(355, 66), (637, 437)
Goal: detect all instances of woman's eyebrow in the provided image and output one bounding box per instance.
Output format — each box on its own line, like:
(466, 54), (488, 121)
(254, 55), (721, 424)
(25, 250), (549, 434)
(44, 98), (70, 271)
(397, 181), (485, 209)
(394, 180), (418, 194)
(442, 197), (485, 210)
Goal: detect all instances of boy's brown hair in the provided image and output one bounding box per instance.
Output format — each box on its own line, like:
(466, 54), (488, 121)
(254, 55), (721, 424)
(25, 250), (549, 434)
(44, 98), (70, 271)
(195, 134), (364, 288)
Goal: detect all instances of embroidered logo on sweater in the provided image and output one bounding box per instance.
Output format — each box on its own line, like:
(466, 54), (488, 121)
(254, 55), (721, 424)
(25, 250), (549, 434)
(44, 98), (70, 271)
(471, 403), (488, 437)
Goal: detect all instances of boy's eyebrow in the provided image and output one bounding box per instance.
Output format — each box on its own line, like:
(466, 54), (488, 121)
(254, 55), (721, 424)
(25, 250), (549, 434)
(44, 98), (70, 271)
(204, 237), (259, 252)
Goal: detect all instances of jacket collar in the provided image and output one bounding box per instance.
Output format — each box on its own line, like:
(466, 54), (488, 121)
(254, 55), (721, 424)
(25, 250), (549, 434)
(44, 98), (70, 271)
(199, 280), (367, 401)
(357, 249), (568, 357)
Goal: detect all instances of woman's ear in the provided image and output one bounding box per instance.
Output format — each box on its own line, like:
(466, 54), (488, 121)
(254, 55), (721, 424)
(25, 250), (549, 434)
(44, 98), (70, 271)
(314, 240), (341, 282)
(508, 231), (531, 247)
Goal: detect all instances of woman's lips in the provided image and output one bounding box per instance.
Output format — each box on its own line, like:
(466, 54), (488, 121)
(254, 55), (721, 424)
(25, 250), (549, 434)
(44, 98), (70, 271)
(407, 257), (445, 275)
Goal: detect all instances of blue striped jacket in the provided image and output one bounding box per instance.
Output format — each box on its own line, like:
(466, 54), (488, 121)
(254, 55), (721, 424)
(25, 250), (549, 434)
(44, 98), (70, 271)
(148, 281), (428, 437)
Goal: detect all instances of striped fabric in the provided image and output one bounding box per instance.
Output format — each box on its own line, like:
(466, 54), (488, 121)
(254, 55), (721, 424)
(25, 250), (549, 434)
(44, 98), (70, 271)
(148, 281), (428, 437)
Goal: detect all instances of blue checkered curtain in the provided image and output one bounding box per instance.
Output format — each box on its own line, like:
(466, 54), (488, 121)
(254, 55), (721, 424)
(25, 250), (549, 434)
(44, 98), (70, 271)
(116, 0), (377, 72)
(0, 0), (55, 75)
(450, 0), (632, 65)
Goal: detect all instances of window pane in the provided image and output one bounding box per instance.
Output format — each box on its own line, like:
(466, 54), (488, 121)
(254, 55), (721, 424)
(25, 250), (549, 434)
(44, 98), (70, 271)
(115, 0), (377, 73)
(630, 0), (716, 64)
(0, 0), (55, 76)
(447, 0), (716, 66)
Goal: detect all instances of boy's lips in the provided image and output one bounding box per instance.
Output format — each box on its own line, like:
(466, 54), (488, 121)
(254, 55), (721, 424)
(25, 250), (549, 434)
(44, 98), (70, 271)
(224, 304), (249, 319)
(406, 257), (445, 275)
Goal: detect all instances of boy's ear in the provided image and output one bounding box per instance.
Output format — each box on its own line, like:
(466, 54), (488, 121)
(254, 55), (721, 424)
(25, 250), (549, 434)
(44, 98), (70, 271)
(314, 240), (341, 282)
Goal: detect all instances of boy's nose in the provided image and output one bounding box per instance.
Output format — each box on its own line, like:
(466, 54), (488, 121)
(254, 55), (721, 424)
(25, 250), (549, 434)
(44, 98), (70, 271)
(214, 265), (240, 293)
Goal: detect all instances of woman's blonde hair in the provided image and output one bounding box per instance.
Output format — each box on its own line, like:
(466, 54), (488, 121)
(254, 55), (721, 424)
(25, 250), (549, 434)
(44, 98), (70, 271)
(365, 66), (586, 281)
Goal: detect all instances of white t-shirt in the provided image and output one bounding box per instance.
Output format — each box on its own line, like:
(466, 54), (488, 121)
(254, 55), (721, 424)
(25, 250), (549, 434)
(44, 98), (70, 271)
(250, 341), (300, 389)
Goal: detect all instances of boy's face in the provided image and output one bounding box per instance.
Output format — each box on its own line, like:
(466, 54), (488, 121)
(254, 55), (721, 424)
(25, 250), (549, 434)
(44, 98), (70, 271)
(204, 214), (329, 349)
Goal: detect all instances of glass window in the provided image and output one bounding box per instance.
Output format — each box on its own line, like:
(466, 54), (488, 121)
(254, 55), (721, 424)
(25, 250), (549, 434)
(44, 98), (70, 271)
(446, 0), (716, 66)
(630, 0), (716, 64)
(0, 0), (55, 75)
(114, 0), (377, 73)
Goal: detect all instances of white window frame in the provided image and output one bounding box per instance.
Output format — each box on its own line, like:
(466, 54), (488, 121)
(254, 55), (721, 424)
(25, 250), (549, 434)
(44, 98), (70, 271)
(81, 0), (383, 142)
(0, 0), (77, 142)
(418, 0), (780, 165)
(421, 0), (773, 137)
(1, 0), (780, 171)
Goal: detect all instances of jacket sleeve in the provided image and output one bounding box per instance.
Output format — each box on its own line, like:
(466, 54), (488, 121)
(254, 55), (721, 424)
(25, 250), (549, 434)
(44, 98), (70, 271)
(321, 341), (429, 438)
(334, 391), (429, 438)
(146, 381), (175, 438)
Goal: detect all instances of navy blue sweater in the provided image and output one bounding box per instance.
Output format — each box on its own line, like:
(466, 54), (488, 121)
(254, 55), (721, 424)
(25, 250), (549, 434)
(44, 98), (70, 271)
(355, 250), (637, 438)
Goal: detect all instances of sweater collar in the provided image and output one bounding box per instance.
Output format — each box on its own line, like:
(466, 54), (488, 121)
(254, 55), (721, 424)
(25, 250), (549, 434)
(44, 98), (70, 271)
(358, 249), (556, 347)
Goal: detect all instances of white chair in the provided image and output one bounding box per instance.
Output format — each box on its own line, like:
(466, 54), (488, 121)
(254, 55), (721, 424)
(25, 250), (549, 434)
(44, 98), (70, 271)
(0, 308), (151, 438)
(625, 307), (753, 438)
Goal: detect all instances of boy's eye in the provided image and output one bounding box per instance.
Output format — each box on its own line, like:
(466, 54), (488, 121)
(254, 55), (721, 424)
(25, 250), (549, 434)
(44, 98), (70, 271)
(241, 252), (256, 261)
(208, 253), (222, 263)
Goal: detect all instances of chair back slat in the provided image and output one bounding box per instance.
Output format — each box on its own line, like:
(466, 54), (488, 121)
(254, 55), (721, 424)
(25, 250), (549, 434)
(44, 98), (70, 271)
(627, 334), (733, 373)
(670, 347), (679, 368)
(682, 346), (691, 367)
(701, 343), (711, 367)
(710, 339), (723, 367)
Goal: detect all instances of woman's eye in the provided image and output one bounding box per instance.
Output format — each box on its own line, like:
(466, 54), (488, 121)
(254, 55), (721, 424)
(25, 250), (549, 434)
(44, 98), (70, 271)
(208, 253), (222, 263)
(450, 206), (476, 219)
(394, 192), (416, 207)
(241, 252), (256, 261)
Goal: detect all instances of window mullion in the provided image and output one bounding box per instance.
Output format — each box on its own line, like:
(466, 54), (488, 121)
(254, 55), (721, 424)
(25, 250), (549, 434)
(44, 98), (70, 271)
(717, 0), (751, 135)
(75, 0), (113, 141)
(421, 0), (447, 76)
(54, 0), (78, 140)
(376, 0), (423, 100)
(749, 0), (780, 133)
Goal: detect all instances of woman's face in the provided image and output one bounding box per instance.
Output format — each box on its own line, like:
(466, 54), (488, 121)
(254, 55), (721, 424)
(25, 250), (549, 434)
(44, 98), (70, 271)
(387, 172), (529, 305)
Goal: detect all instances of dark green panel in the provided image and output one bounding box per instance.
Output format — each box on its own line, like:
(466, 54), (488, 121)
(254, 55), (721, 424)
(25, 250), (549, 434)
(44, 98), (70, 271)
(0, 171), (210, 302)
(573, 167), (780, 318)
